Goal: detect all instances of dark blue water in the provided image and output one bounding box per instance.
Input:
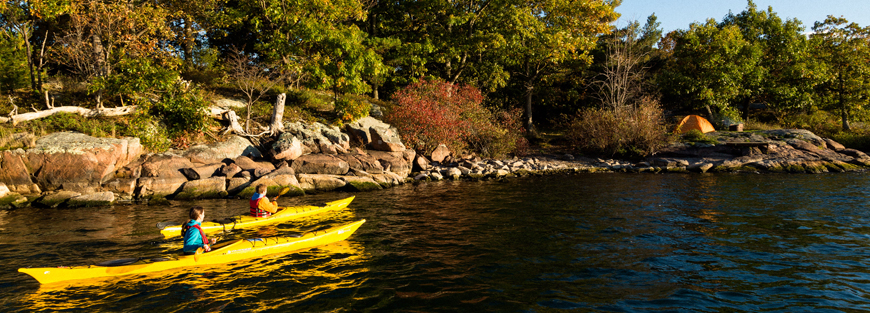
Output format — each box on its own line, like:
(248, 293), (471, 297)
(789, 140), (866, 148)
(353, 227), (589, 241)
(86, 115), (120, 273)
(3, 173), (870, 311)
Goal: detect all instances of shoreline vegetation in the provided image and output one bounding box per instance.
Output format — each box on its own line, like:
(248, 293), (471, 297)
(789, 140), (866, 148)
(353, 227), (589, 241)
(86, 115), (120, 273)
(3, 1), (870, 208)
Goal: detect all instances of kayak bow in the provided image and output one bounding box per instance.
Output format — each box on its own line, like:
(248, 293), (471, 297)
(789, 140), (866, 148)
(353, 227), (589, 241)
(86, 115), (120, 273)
(19, 219), (365, 285)
(158, 196), (355, 238)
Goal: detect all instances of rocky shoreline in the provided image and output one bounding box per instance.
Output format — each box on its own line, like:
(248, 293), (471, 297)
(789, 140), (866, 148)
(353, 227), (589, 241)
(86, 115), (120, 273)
(1, 117), (868, 209)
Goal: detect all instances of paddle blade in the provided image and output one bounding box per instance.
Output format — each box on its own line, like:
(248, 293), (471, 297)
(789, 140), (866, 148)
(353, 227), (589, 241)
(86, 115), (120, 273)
(156, 221), (179, 230)
(277, 186), (291, 196)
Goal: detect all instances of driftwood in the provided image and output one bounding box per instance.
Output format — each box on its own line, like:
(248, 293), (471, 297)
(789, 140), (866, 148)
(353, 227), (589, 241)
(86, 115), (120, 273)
(3, 95), (287, 139)
(1, 105), (137, 125)
(270, 93), (286, 135)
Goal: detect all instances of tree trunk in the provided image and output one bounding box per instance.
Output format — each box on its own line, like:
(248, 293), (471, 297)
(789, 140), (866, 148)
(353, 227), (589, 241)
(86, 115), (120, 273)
(21, 26), (37, 92)
(373, 86), (379, 100)
(525, 86), (535, 133)
(270, 93), (286, 134)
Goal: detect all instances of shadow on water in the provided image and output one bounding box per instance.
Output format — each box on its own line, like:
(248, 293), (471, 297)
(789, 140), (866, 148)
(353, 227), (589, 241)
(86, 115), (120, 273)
(3, 173), (870, 311)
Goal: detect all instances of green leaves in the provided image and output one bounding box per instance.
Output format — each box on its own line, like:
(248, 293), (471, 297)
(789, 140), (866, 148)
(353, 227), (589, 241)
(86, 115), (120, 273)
(811, 16), (870, 130)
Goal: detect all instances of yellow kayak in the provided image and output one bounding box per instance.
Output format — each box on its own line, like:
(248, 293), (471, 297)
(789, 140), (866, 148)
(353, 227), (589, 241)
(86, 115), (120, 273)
(19, 219), (366, 285)
(157, 196), (355, 238)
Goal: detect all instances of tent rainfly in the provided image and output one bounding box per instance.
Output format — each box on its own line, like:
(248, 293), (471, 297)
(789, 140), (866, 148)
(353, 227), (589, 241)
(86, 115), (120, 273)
(675, 115), (715, 134)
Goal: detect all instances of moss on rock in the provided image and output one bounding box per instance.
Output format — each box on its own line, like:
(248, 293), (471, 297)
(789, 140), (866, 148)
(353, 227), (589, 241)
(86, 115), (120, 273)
(345, 181), (383, 192)
(0, 193), (28, 208)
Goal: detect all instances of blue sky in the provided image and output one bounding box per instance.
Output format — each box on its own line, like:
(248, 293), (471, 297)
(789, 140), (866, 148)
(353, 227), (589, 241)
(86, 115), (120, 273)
(615, 0), (870, 33)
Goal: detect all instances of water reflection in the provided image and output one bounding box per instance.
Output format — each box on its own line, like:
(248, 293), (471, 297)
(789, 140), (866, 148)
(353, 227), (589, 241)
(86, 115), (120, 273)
(5, 174), (870, 311)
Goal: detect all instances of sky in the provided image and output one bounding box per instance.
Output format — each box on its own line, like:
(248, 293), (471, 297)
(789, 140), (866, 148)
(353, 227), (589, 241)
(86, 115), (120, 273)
(615, 0), (870, 33)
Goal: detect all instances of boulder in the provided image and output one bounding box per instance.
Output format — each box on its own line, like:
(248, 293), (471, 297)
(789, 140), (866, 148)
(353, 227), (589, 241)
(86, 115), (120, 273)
(341, 176), (382, 191)
(787, 139), (823, 154)
(180, 168), (201, 180)
(320, 126), (351, 150)
(175, 177), (228, 200)
(67, 191), (115, 207)
(446, 167), (462, 179)
(319, 142), (339, 154)
(271, 134), (304, 161)
(183, 135), (262, 164)
(368, 150), (412, 177)
(345, 116), (384, 146)
(0, 149), (33, 193)
(237, 174), (303, 199)
(296, 174), (347, 192)
(841, 148), (869, 159)
(219, 163), (242, 178)
(266, 162), (296, 177)
(102, 178), (137, 197)
(283, 121), (349, 153)
(252, 168), (273, 178)
(291, 154), (349, 175)
(115, 155), (146, 179)
(369, 125), (406, 152)
(0, 192), (29, 209)
(234, 156), (276, 173)
(430, 144), (450, 163)
(192, 163), (223, 179)
(371, 173), (403, 187)
(141, 154), (196, 179)
(23, 132), (143, 191)
(0, 183), (8, 198)
(227, 177), (253, 195)
(336, 154), (385, 174)
(825, 138), (846, 151)
(137, 176), (187, 197)
(35, 190), (81, 208)
(413, 154), (430, 171)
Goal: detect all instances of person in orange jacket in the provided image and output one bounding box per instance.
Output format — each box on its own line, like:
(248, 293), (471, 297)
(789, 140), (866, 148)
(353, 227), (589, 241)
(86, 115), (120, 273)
(249, 184), (279, 217)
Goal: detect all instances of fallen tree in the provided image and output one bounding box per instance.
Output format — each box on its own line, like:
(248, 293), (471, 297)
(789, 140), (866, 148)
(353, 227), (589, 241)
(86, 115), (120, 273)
(3, 93), (288, 138)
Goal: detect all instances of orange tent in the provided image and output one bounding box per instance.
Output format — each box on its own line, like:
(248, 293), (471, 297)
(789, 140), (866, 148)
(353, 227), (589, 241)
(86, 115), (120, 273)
(674, 115), (716, 134)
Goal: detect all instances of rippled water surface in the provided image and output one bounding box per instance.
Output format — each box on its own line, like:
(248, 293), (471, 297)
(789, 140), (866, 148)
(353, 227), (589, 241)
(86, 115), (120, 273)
(4, 173), (870, 312)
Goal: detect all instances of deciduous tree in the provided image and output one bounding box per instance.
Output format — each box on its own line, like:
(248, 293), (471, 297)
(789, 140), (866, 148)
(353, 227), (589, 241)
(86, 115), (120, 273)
(811, 16), (870, 131)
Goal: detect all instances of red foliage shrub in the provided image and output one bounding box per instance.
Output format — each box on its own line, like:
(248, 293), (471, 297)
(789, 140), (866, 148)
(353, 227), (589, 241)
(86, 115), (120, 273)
(386, 79), (526, 158)
(386, 79), (479, 154)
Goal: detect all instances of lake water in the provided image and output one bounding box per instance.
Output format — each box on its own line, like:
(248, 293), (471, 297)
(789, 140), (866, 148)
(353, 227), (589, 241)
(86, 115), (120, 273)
(3, 173), (870, 312)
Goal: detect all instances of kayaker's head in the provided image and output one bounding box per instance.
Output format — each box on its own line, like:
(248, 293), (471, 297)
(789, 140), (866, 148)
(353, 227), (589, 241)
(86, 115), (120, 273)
(189, 206), (205, 223)
(256, 184), (267, 195)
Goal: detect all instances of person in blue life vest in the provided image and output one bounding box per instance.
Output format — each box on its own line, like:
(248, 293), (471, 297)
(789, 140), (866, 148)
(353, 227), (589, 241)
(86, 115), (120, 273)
(250, 184), (278, 217)
(182, 206), (216, 254)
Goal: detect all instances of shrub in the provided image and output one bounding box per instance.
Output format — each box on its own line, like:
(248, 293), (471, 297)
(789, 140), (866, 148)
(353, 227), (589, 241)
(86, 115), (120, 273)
(334, 98), (371, 124)
(566, 97), (669, 158)
(143, 82), (211, 137)
(831, 130), (870, 152)
(386, 79), (526, 158)
(467, 107), (529, 158)
(386, 79), (479, 154)
(123, 114), (171, 152)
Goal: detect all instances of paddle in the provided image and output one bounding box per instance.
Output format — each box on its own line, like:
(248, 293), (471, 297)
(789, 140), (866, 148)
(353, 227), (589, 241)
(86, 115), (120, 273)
(272, 186), (291, 202)
(156, 221), (180, 230)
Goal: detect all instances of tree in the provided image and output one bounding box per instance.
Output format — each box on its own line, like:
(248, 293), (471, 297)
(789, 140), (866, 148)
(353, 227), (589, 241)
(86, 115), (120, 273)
(226, 47), (285, 134)
(217, 0), (387, 96)
(0, 0), (69, 93)
(0, 22), (29, 94)
(52, 0), (173, 108)
(721, 0), (817, 121)
(811, 16), (870, 131)
(501, 0), (618, 133)
(594, 19), (660, 109)
(660, 20), (762, 124)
